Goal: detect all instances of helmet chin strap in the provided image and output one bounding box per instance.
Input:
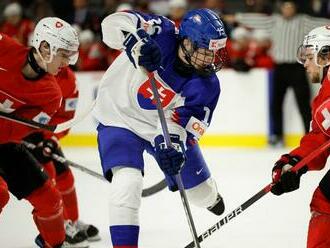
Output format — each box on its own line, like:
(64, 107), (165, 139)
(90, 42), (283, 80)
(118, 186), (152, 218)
(26, 49), (46, 79)
(320, 65), (330, 83)
(314, 52), (330, 83)
(35, 47), (56, 73)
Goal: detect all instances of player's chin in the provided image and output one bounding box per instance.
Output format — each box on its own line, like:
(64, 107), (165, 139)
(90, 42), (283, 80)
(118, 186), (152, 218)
(308, 73), (320, 84)
(49, 68), (61, 76)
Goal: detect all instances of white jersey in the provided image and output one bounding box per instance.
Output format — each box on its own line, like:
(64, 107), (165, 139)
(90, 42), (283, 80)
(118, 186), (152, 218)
(93, 11), (221, 144)
(93, 53), (184, 142)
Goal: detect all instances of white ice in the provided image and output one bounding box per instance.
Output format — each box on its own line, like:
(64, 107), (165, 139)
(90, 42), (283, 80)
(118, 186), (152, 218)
(0, 147), (328, 248)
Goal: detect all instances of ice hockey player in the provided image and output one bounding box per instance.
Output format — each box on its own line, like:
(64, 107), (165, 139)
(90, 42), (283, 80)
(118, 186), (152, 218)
(93, 8), (228, 247)
(0, 17), (88, 248)
(271, 25), (330, 248)
(24, 65), (100, 245)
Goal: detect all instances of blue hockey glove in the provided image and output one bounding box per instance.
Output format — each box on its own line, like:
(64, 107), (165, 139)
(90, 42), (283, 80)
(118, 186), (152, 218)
(123, 29), (161, 72)
(271, 154), (308, 196)
(154, 134), (185, 176)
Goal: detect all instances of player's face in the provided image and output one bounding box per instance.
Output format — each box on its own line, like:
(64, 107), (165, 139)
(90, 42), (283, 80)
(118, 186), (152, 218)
(303, 49), (321, 83)
(47, 49), (76, 75)
(190, 47), (215, 70)
(182, 40), (215, 69)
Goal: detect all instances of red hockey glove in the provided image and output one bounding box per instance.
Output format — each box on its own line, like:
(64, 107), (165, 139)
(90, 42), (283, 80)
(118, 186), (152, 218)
(271, 154), (308, 196)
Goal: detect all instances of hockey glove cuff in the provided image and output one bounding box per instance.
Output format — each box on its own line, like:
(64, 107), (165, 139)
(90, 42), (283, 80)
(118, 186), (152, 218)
(271, 154), (308, 195)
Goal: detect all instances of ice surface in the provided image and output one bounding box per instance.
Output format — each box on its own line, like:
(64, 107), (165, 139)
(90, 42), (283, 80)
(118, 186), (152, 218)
(0, 147), (327, 248)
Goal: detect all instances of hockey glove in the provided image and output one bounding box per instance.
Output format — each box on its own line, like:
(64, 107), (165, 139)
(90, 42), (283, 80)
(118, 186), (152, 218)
(154, 134), (185, 176)
(123, 29), (161, 72)
(271, 154), (308, 195)
(33, 138), (59, 164)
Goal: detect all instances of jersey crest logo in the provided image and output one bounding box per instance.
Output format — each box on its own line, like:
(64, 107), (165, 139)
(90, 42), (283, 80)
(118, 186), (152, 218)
(65, 98), (78, 111)
(0, 99), (15, 113)
(314, 99), (330, 136)
(0, 90), (25, 113)
(32, 112), (51, 124)
(137, 78), (175, 110)
(55, 21), (63, 28)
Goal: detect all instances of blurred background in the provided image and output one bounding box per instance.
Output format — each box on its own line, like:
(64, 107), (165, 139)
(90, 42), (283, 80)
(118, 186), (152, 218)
(0, 0), (330, 149)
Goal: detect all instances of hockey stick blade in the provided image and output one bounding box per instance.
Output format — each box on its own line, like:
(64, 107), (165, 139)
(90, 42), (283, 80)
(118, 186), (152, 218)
(22, 141), (166, 197)
(184, 138), (330, 248)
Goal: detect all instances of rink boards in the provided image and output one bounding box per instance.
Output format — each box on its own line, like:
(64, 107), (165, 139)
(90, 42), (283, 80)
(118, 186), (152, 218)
(62, 69), (310, 148)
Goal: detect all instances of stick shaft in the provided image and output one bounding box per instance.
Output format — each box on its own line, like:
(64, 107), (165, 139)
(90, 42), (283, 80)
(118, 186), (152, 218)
(185, 138), (330, 248)
(148, 72), (201, 248)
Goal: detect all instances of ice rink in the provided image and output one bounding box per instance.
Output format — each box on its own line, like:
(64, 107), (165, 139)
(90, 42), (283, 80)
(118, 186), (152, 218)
(0, 146), (328, 248)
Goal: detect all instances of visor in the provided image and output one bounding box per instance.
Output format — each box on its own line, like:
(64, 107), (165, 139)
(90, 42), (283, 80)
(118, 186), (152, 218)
(296, 44), (315, 64)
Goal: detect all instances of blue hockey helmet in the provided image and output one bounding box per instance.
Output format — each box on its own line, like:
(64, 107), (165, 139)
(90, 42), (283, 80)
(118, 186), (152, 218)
(177, 9), (228, 76)
(179, 8), (227, 50)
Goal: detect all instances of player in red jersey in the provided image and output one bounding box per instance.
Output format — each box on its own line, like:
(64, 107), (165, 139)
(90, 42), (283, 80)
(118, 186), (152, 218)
(271, 25), (330, 248)
(24, 66), (100, 243)
(0, 174), (9, 214)
(0, 16), (88, 248)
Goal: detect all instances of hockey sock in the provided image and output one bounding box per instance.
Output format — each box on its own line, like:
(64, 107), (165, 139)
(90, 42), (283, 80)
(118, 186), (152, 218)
(110, 225), (139, 248)
(26, 180), (65, 247)
(0, 176), (9, 213)
(307, 211), (330, 248)
(307, 187), (330, 248)
(108, 167), (142, 248)
(56, 169), (79, 222)
(310, 187), (330, 216)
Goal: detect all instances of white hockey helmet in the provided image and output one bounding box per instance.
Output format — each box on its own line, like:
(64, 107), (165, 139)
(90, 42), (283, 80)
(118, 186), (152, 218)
(297, 25), (330, 67)
(31, 17), (79, 65)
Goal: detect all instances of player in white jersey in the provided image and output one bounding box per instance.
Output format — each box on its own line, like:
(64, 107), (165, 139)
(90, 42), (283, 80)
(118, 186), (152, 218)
(93, 8), (228, 247)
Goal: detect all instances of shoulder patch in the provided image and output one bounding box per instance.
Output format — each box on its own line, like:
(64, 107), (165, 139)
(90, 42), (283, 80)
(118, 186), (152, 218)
(314, 98), (330, 137)
(65, 98), (78, 111)
(185, 116), (208, 139)
(32, 112), (51, 124)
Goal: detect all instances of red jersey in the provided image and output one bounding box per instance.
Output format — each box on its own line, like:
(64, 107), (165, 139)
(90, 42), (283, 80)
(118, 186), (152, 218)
(0, 33), (62, 144)
(45, 67), (79, 139)
(290, 70), (330, 170)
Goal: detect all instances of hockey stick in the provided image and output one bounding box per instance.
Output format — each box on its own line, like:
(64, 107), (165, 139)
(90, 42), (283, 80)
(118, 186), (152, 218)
(0, 101), (95, 133)
(22, 141), (166, 197)
(184, 138), (330, 248)
(147, 72), (201, 248)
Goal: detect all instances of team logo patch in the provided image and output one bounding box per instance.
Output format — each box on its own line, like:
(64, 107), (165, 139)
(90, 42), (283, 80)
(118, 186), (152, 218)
(314, 99), (330, 136)
(185, 116), (208, 139)
(65, 98), (78, 111)
(192, 14), (202, 24)
(55, 21), (63, 28)
(0, 90), (25, 113)
(209, 38), (226, 50)
(137, 78), (175, 110)
(32, 112), (51, 124)
(0, 99), (15, 113)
